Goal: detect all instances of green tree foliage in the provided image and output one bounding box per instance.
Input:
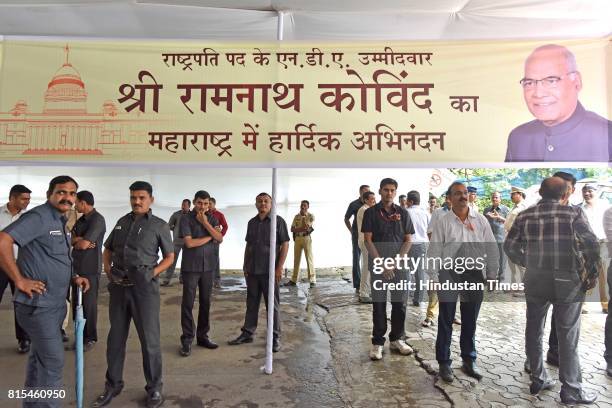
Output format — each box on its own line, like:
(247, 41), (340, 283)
(449, 168), (612, 208)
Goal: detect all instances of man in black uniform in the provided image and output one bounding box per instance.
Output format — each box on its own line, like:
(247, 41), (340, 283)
(344, 185), (370, 291)
(0, 175), (90, 408)
(179, 190), (223, 356)
(92, 181), (174, 408)
(71, 190), (106, 351)
(228, 192), (289, 352)
(362, 178), (414, 361)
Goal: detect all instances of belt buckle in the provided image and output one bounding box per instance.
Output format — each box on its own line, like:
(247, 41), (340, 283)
(115, 279), (134, 287)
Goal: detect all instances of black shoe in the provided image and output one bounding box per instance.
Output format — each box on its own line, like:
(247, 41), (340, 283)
(529, 379), (555, 395)
(92, 387), (122, 407)
(61, 329), (68, 343)
(438, 364), (453, 383)
(160, 280), (170, 287)
(180, 343), (191, 357)
(546, 351), (559, 367)
(228, 333), (253, 345)
(523, 359), (531, 374)
(411, 300), (419, 306)
(309, 282), (316, 288)
(560, 390), (597, 405)
(284, 280), (296, 287)
(146, 391), (164, 408)
(272, 339), (281, 353)
(17, 340), (30, 354)
(196, 338), (218, 349)
(462, 360), (483, 381)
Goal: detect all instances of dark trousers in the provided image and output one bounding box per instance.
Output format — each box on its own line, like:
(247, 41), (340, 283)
(241, 274), (281, 339)
(372, 301), (406, 345)
(213, 243), (221, 281)
(548, 308), (559, 356)
(605, 262), (612, 365)
(526, 300), (583, 395)
(15, 303), (66, 408)
(351, 233), (361, 289)
(71, 274), (99, 343)
(435, 270), (484, 365)
(497, 242), (506, 281)
(409, 243), (427, 303)
(161, 244), (182, 282)
(181, 271), (213, 344)
(105, 280), (162, 396)
(0, 268), (30, 342)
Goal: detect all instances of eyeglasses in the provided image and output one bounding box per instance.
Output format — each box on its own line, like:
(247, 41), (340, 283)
(519, 71), (576, 90)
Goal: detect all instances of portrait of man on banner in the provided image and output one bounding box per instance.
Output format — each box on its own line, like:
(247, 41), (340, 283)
(504, 44), (611, 163)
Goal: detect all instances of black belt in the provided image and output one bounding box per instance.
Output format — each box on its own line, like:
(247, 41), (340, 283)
(112, 278), (134, 287)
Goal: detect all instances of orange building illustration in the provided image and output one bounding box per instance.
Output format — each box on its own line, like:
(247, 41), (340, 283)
(0, 46), (153, 157)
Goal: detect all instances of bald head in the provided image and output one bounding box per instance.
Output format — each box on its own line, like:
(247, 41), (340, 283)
(522, 44), (582, 127)
(539, 177), (567, 200)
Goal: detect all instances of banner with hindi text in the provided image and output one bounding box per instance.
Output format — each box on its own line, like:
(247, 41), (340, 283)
(0, 38), (609, 166)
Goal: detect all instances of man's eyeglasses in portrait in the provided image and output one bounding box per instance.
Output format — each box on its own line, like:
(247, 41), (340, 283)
(519, 71), (576, 90)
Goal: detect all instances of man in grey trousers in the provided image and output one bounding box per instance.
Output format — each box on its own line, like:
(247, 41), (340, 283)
(0, 175), (90, 408)
(603, 207), (612, 377)
(505, 177), (600, 405)
(161, 198), (191, 286)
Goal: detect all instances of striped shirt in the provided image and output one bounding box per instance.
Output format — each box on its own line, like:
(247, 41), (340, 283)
(504, 198), (599, 272)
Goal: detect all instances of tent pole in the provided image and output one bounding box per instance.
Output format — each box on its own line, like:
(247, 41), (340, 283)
(263, 10), (284, 376)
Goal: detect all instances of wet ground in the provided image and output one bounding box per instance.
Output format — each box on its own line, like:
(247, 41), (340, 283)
(0, 272), (610, 407)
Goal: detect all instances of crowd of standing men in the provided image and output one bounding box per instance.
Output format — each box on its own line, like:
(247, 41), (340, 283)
(0, 176), (316, 408)
(344, 173), (610, 405)
(0, 172), (610, 407)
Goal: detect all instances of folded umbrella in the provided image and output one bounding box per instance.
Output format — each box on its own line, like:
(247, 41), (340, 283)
(74, 286), (86, 408)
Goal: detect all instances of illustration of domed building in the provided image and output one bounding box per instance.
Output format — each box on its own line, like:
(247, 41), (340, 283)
(0, 45), (151, 157)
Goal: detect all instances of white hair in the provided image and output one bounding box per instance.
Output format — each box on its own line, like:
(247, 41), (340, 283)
(527, 44), (578, 72)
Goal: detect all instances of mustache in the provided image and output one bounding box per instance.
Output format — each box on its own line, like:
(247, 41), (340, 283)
(58, 200), (73, 205)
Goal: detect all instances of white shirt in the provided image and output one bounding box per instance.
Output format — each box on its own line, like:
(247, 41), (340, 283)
(580, 200), (609, 240)
(356, 204), (369, 247)
(0, 203), (25, 258)
(427, 206), (499, 280)
(604, 207), (612, 253)
(407, 205), (430, 244)
(504, 200), (528, 233)
(427, 207), (449, 235)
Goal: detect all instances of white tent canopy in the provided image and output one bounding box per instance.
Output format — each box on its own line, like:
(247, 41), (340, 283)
(0, 0), (610, 40)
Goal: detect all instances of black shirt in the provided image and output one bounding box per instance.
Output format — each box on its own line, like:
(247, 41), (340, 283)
(344, 198), (363, 236)
(104, 210), (174, 281)
(179, 210), (219, 273)
(244, 214), (290, 275)
(72, 209), (106, 276)
(361, 202), (414, 258)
